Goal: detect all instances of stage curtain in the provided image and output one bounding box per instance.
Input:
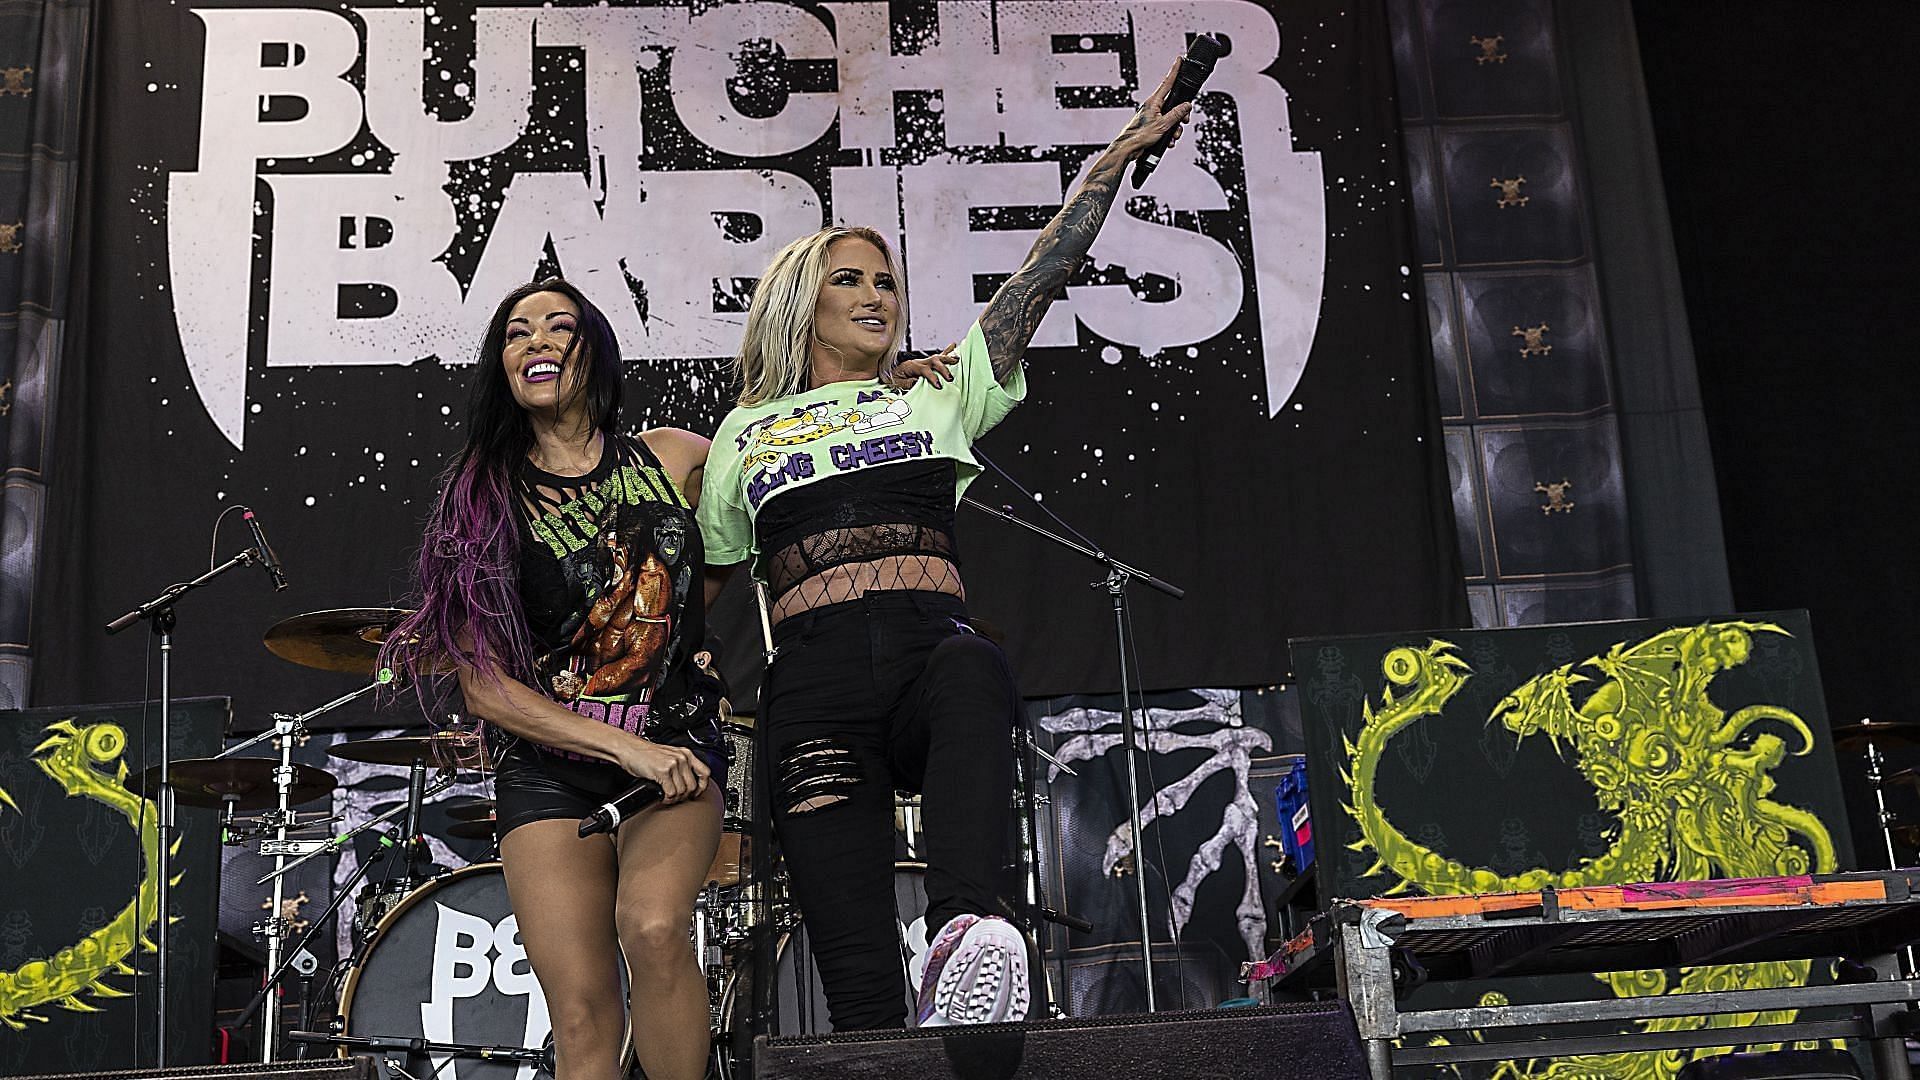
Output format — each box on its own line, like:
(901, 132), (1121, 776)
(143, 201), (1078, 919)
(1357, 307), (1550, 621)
(0, 0), (92, 708)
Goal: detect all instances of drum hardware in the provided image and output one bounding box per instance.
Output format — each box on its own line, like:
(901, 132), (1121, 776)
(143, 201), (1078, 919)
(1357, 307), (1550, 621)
(258, 769), (459, 886)
(328, 731), (490, 768)
(961, 487), (1184, 1011)
(443, 797), (498, 822)
(289, 1028), (547, 1080)
(197, 676), (388, 1061)
(1839, 717), (1918, 976)
(445, 814), (499, 841)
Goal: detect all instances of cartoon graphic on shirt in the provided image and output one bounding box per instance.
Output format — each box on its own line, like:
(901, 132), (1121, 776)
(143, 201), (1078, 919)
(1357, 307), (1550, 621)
(736, 391), (915, 458)
(564, 529), (673, 699)
(536, 474), (690, 717)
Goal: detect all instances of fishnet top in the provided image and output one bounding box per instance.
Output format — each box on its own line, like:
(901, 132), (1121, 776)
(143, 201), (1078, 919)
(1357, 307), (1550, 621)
(754, 458), (959, 602)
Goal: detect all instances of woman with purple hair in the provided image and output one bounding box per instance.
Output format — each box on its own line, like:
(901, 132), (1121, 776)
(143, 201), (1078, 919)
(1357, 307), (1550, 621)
(380, 278), (724, 1080)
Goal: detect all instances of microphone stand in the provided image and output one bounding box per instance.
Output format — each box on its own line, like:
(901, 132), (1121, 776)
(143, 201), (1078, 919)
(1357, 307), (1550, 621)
(961, 495), (1183, 1013)
(105, 543), (270, 1067)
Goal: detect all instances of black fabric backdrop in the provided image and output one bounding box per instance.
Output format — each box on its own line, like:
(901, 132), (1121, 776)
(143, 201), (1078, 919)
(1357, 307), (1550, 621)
(35, 0), (1464, 729)
(1630, 3), (1920, 869)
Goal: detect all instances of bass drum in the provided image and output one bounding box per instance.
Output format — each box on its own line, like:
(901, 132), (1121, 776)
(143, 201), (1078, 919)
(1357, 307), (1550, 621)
(338, 862), (631, 1080)
(715, 862), (929, 1077)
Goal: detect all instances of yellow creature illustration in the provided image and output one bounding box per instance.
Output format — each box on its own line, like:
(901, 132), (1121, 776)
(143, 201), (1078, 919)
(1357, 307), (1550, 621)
(0, 720), (178, 1030)
(1342, 623), (1835, 1078)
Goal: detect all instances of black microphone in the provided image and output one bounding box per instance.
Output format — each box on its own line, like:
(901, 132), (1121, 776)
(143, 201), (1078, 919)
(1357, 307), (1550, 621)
(243, 508), (290, 591)
(1132, 34), (1225, 189)
(579, 779), (664, 837)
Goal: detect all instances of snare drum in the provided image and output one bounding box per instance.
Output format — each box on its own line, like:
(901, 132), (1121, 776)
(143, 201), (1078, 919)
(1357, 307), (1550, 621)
(339, 863), (632, 1080)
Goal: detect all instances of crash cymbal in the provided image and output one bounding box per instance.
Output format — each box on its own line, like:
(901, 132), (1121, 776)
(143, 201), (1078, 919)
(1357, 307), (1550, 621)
(446, 814), (498, 840)
(127, 757), (337, 810)
(328, 732), (489, 768)
(263, 607), (421, 676)
(1833, 719), (1920, 749)
(443, 798), (497, 822)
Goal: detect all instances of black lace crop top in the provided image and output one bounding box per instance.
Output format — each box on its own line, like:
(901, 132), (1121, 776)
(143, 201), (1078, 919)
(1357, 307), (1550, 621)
(752, 458), (959, 600)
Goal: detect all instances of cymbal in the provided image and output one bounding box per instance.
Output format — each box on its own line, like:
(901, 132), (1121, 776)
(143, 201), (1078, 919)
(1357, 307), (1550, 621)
(127, 757), (337, 810)
(329, 732), (489, 768)
(1833, 719), (1920, 749)
(443, 798), (497, 822)
(446, 814), (498, 840)
(263, 607), (419, 676)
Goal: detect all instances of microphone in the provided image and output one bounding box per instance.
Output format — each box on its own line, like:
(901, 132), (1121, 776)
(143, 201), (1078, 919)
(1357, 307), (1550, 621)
(579, 779), (664, 837)
(243, 508), (290, 591)
(1132, 34), (1225, 189)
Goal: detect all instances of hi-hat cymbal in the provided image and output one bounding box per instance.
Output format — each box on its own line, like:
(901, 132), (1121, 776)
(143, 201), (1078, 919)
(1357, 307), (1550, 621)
(264, 607), (421, 676)
(1833, 719), (1920, 749)
(443, 798), (497, 822)
(127, 757), (337, 810)
(329, 732), (489, 768)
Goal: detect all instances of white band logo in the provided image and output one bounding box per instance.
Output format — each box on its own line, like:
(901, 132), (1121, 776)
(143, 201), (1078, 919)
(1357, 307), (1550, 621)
(167, 1), (1324, 448)
(425, 902), (550, 1080)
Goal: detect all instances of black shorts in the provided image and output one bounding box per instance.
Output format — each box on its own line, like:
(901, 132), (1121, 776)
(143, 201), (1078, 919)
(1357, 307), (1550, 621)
(492, 738), (726, 837)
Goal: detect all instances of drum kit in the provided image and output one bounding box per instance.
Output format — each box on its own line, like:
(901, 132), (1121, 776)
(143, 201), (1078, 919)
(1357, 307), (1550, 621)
(133, 607), (1056, 1079)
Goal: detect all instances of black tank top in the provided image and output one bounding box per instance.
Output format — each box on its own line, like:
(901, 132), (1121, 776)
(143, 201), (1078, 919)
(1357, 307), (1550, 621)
(511, 433), (725, 768)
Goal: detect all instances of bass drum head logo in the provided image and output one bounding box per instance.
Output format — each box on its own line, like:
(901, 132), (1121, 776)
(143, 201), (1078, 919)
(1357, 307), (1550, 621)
(341, 863), (624, 1080)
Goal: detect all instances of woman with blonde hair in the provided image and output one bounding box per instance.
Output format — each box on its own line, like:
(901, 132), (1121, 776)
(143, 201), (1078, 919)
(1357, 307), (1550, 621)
(698, 59), (1194, 1030)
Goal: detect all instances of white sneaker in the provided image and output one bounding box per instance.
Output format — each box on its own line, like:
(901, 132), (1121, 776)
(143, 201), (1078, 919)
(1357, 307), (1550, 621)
(914, 914), (1031, 1027)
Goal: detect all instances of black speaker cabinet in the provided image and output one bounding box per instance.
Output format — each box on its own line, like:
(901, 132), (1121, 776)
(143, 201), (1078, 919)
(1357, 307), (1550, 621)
(7, 1059), (377, 1080)
(753, 1002), (1369, 1079)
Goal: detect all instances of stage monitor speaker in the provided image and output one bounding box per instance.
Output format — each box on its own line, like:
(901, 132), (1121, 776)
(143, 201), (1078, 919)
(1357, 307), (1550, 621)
(753, 1001), (1369, 1079)
(6, 1058), (377, 1080)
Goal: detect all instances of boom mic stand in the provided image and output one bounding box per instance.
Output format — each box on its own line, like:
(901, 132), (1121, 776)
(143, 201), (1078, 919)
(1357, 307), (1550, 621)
(962, 495), (1184, 1013)
(105, 542), (273, 1067)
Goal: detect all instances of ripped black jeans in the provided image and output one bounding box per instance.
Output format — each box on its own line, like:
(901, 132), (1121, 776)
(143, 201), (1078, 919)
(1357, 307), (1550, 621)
(763, 590), (1018, 1031)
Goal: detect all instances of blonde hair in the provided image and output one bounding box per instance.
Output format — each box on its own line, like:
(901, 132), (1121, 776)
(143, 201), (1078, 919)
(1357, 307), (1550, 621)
(733, 226), (909, 406)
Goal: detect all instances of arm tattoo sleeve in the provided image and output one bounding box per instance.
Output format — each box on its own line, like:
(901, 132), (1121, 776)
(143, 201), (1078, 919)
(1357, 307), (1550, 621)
(980, 151), (1131, 379)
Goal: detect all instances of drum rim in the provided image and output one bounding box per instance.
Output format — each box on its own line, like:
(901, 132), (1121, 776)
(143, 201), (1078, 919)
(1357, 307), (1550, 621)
(335, 861), (510, 1047)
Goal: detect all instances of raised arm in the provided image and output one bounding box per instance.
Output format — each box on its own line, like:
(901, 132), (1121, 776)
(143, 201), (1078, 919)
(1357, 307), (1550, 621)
(979, 57), (1195, 378)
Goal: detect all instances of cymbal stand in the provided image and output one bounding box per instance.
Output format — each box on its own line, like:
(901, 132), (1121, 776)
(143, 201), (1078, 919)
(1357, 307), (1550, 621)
(212, 677), (387, 1060)
(963, 495), (1184, 1012)
(231, 839), (400, 1047)
(104, 542), (268, 1067)
(1852, 717), (1915, 976)
(1010, 719), (1091, 1019)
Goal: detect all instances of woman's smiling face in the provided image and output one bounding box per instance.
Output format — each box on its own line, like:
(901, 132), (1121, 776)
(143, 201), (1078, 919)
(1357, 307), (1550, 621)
(810, 237), (900, 377)
(502, 290), (585, 415)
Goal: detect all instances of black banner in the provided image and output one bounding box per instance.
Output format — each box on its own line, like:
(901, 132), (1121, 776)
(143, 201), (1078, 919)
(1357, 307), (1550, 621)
(38, 0), (1462, 727)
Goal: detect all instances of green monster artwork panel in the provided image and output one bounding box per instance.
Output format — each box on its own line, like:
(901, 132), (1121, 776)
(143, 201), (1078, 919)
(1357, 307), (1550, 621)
(0, 698), (225, 1074)
(1294, 612), (1861, 1078)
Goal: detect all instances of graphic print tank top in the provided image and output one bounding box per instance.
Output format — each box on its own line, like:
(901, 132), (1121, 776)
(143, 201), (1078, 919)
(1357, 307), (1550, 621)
(513, 433), (725, 770)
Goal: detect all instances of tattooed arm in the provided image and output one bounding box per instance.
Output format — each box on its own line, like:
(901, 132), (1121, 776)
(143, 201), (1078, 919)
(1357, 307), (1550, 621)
(979, 57), (1196, 379)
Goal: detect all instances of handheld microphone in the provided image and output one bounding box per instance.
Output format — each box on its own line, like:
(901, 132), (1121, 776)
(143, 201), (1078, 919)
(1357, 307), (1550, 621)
(1132, 34), (1225, 189)
(579, 779), (664, 837)
(243, 508), (290, 591)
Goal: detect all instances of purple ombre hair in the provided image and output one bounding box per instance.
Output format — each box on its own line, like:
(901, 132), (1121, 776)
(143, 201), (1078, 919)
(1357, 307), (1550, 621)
(380, 278), (625, 729)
